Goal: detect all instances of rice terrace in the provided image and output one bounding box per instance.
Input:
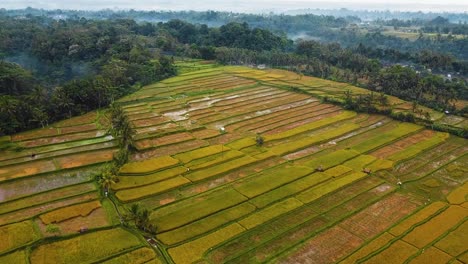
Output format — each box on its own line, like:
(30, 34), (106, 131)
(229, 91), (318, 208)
(0, 61), (467, 264)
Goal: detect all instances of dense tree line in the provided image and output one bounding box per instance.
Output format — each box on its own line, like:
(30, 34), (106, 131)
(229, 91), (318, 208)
(0, 12), (467, 136)
(0, 15), (289, 135)
(212, 43), (467, 113)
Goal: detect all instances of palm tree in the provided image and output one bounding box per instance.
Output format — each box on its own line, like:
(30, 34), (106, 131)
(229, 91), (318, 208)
(124, 204), (156, 234)
(98, 169), (118, 196)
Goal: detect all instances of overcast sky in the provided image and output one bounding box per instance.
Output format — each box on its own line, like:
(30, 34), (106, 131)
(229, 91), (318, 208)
(1, 0), (467, 13)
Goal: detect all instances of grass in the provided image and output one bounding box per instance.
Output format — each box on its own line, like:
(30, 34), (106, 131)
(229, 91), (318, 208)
(296, 171), (367, 204)
(0, 220), (40, 254)
(265, 111), (356, 141)
(168, 223), (246, 264)
(150, 188), (248, 232)
(157, 203), (255, 246)
(113, 166), (187, 191)
(101, 247), (157, 264)
(185, 155), (258, 182)
(39, 200), (101, 224)
(29, 228), (142, 264)
(115, 176), (191, 202)
(402, 205), (467, 248)
(234, 165), (314, 198)
(174, 145), (228, 163)
(119, 155), (179, 175)
(239, 198), (303, 229)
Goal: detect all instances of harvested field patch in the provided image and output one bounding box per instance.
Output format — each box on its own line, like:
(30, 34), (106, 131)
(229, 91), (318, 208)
(39, 200), (101, 224)
(37, 207), (110, 236)
(277, 226), (364, 264)
(132, 116), (170, 128)
(387, 132), (449, 163)
(133, 139), (209, 161)
(11, 127), (59, 142)
(0, 192), (99, 226)
(370, 130), (436, 159)
(192, 129), (220, 139)
(59, 123), (97, 134)
(322, 185), (393, 222)
(21, 130), (106, 148)
(55, 148), (117, 169)
(340, 193), (420, 240)
(0, 159), (57, 181)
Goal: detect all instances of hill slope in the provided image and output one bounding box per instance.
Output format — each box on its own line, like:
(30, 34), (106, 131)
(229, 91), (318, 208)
(0, 64), (466, 263)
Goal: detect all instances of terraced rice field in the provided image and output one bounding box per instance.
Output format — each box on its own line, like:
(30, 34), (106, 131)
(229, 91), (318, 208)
(0, 63), (466, 263)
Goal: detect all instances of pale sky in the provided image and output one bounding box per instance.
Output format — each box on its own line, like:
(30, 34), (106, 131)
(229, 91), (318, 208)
(1, 0), (467, 13)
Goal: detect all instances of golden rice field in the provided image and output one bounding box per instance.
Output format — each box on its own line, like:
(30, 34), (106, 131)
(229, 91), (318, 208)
(0, 62), (466, 263)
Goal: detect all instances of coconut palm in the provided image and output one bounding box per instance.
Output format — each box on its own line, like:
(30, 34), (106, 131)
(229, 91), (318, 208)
(98, 169), (118, 196)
